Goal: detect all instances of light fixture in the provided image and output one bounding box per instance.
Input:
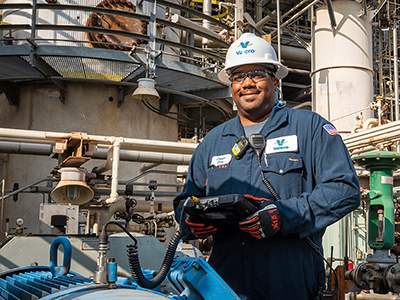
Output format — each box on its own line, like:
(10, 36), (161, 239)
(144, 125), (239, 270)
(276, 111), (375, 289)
(51, 167), (94, 205)
(132, 78), (160, 101)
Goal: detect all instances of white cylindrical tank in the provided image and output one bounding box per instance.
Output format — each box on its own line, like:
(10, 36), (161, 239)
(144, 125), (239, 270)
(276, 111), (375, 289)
(311, 0), (374, 133)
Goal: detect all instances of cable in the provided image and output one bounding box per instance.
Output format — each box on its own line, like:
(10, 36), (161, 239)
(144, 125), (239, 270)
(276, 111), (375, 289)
(104, 221), (138, 246)
(256, 157), (281, 201)
(101, 221), (181, 289)
(252, 144), (339, 297)
(141, 100), (200, 124)
(304, 237), (339, 299)
(127, 230), (181, 289)
(126, 199), (192, 290)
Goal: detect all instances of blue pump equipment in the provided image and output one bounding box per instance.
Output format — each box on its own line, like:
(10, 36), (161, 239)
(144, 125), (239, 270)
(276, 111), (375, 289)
(0, 233), (240, 299)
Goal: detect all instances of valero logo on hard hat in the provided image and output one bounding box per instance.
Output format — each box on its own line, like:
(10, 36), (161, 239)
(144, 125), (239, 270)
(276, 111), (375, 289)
(239, 41), (253, 48)
(237, 41), (255, 55)
(218, 33), (289, 83)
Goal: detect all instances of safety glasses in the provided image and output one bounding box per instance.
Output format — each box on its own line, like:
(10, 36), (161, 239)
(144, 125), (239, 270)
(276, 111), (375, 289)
(229, 69), (275, 84)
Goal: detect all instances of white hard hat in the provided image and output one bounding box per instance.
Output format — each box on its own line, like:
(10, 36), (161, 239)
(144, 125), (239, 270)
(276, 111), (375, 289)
(218, 33), (288, 84)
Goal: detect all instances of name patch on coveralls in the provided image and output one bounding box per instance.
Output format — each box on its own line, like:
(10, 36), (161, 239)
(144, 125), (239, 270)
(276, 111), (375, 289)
(265, 135), (298, 154)
(210, 154), (232, 168)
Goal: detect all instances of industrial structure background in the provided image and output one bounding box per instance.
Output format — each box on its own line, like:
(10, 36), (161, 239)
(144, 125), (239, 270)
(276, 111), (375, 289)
(1, 0), (400, 299)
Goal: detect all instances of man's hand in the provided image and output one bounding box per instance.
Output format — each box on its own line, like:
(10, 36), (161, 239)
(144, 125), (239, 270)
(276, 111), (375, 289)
(186, 216), (217, 239)
(238, 195), (281, 239)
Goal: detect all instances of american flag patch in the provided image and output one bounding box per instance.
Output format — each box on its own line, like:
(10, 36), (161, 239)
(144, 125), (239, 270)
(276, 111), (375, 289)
(323, 124), (339, 135)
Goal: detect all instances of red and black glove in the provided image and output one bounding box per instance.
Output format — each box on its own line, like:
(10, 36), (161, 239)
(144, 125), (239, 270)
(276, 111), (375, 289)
(238, 194), (281, 239)
(186, 216), (217, 239)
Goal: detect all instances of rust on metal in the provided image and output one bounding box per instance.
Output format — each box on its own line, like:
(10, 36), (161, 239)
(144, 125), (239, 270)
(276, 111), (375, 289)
(57, 132), (93, 167)
(86, 0), (148, 51)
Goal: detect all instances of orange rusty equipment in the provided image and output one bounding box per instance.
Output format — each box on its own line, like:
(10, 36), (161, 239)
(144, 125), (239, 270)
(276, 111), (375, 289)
(86, 0), (148, 51)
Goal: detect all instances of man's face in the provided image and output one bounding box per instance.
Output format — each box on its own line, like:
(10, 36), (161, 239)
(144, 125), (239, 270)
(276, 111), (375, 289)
(231, 64), (279, 125)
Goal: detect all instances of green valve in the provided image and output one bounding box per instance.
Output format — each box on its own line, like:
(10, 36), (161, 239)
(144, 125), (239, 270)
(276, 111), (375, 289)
(353, 151), (400, 250)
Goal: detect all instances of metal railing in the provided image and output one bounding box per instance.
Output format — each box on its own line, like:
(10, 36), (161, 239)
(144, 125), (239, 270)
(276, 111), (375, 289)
(0, 1), (230, 69)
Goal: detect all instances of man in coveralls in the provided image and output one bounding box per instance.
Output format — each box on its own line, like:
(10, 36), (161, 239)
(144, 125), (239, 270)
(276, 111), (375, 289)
(173, 33), (360, 299)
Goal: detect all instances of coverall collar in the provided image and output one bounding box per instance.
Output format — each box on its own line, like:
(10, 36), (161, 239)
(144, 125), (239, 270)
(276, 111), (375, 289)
(222, 108), (289, 138)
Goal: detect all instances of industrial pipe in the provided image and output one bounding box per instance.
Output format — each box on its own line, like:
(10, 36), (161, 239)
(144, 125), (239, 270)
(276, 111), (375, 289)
(105, 138), (122, 204)
(202, 0), (211, 45)
(0, 141), (52, 155)
(343, 119), (400, 151)
(91, 148), (192, 165)
(271, 0), (320, 37)
(394, 21), (399, 122)
(219, 2), (238, 40)
(292, 101), (312, 109)
(277, 0), (282, 95)
(171, 14), (223, 43)
(0, 177), (54, 200)
(140, 162), (161, 172)
(92, 145), (114, 174)
(353, 292), (400, 300)
(0, 128), (197, 154)
(0, 140), (193, 165)
(1, 180), (4, 235)
(21, 186), (180, 198)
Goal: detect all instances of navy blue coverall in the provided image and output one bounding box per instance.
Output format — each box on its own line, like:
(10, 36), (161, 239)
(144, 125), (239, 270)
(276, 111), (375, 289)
(173, 107), (360, 300)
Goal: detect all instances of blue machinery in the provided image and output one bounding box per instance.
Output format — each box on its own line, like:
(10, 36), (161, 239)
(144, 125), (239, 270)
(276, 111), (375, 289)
(0, 236), (241, 299)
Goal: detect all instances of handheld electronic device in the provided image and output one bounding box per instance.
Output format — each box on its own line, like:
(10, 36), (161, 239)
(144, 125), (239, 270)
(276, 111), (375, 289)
(183, 194), (258, 224)
(232, 136), (249, 159)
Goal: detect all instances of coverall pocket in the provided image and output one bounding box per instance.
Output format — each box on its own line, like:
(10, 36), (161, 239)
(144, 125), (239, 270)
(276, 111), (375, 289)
(206, 166), (232, 195)
(261, 154), (303, 199)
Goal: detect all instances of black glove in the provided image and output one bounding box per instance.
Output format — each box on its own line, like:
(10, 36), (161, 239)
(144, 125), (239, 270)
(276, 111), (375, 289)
(186, 216), (217, 239)
(238, 194), (281, 239)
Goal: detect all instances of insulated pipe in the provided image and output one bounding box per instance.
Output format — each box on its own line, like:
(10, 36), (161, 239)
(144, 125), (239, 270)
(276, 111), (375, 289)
(271, 45), (311, 66)
(345, 128), (400, 147)
(1, 180), (4, 235)
(280, 0), (309, 21)
(277, 0), (282, 95)
(0, 141), (52, 155)
(0, 141), (193, 165)
(202, 0), (211, 45)
(91, 145), (113, 174)
(292, 101), (312, 109)
(363, 118), (379, 129)
(344, 120), (400, 143)
(96, 148), (193, 165)
(343, 120), (400, 151)
(140, 162), (161, 172)
(0, 128), (197, 154)
(354, 293), (400, 300)
(105, 138), (122, 204)
(219, 2), (238, 40)
(394, 21), (399, 121)
(171, 14), (222, 43)
(271, 0), (320, 37)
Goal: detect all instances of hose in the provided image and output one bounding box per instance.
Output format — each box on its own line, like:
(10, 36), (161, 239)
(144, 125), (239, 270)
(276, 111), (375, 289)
(127, 230), (181, 289)
(103, 220), (182, 289)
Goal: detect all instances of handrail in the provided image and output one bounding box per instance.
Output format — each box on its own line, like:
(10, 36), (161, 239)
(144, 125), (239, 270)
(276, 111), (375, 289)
(0, 2), (230, 31)
(0, 2), (229, 63)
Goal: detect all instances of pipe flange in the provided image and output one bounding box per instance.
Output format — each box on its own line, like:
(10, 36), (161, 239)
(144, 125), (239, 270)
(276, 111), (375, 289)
(384, 263), (400, 293)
